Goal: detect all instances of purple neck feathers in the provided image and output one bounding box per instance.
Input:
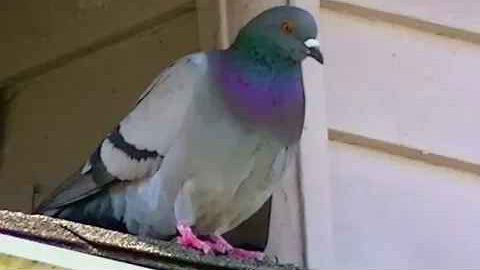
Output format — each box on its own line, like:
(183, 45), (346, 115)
(210, 50), (305, 143)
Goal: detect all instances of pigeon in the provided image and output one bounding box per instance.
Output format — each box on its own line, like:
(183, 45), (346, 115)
(35, 6), (323, 260)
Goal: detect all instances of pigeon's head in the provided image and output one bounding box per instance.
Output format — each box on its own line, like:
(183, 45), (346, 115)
(232, 6), (323, 64)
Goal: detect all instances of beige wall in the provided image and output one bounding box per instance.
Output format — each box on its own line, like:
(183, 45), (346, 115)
(308, 0), (480, 268)
(0, 0), (199, 212)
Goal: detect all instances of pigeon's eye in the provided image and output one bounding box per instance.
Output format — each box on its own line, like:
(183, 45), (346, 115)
(280, 21), (295, 35)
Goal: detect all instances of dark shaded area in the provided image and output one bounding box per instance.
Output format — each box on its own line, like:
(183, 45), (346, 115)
(0, 210), (301, 270)
(224, 197), (272, 251)
(0, 86), (8, 170)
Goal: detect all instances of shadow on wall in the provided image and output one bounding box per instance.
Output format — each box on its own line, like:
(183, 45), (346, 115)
(0, 87), (7, 169)
(224, 197), (271, 251)
(0, 86), (15, 171)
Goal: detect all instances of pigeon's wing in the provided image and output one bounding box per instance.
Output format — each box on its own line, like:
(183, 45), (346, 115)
(35, 53), (209, 214)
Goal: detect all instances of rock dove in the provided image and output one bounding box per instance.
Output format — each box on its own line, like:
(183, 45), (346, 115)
(35, 6), (323, 259)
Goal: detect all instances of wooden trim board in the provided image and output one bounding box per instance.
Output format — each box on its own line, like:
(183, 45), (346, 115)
(329, 128), (480, 176)
(320, 0), (480, 46)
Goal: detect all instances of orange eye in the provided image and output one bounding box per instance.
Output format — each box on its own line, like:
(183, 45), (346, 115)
(281, 21), (295, 35)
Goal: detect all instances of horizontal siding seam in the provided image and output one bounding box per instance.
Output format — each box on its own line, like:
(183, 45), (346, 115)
(328, 128), (480, 176)
(320, 0), (480, 46)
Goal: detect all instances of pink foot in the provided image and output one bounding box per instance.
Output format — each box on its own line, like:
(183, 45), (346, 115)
(208, 235), (234, 254)
(208, 235), (264, 260)
(176, 223), (212, 254)
(176, 222), (264, 260)
(229, 248), (265, 261)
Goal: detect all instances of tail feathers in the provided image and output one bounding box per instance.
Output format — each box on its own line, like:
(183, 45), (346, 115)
(34, 170), (102, 214)
(34, 169), (128, 233)
(38, 187), (128, 233)
(35, 208), (62, 217)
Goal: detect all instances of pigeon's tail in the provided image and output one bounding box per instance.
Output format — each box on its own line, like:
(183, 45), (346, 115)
(35, 185), (128, 233)
(33, 207), (61, 217)
(34, 170), (128, 233)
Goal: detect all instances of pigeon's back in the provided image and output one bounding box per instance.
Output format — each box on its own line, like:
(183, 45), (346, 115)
(35, 53), (210, 237)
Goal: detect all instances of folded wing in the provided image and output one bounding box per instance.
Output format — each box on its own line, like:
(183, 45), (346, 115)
(35, 53), (209, 214)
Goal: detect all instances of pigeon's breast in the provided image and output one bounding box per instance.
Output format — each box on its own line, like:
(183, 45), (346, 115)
(214, 55), (305, 144)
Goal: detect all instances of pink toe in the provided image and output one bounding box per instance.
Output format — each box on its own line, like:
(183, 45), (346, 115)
(192, 238), (213, 254)
(177, 235), (213, 254)
(176, 223), (213, 254)
(209, 235), (234, 254)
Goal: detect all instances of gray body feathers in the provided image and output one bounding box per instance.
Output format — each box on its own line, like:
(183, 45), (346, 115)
(36, 53), (298, 239)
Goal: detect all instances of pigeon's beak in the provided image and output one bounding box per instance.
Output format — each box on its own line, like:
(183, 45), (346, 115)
(304, 38), (324, 64)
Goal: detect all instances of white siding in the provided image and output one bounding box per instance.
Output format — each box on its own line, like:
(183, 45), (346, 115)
(322, 9), (480, 164)
(330, 142), (480, 269)
(292, 0), (333, 268)
(299, 0), (480, 268)
(331, 0), (480, 34)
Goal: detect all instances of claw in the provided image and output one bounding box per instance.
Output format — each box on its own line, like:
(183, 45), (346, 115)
(176, 223), (213, 254)
(208, 235), (234, 254)
(209, 235), (264, 260)
(176, 222), (264, 260)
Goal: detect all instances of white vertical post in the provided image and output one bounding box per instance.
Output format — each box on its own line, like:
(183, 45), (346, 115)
(291, 0), (333, 269)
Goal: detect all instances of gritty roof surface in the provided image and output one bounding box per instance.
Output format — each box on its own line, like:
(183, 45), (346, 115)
(0, 210), (302, 270)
